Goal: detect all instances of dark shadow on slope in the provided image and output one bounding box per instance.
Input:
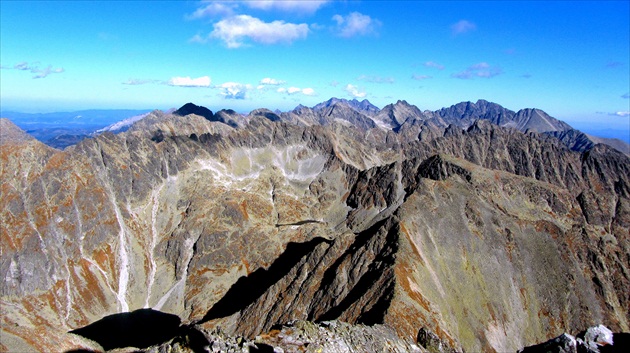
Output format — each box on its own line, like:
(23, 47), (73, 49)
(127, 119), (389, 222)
(275, 219), (324, 227)
(199, 237), (331, 323)
(320, 219), (389, 284)
(308, 220), (398, 325)
(68, 308), (181, 351)
(316, 223), (398, 323)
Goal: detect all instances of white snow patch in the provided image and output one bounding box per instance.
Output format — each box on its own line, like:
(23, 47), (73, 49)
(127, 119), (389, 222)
(102, 189), (130, 312)
(93, 113), (150, 134)
(197, 145), (326, 186)
(145, 182), (165, 308)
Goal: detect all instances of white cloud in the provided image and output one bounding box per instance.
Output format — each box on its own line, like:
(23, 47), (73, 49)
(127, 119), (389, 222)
(612, 111), (630, 117)
(168, 76), (211, 87)
(218, 81), (252, 99)
(287, 86), (302, 94)
(211, 15), (309, 48)
(260, 77), (285, 85)
(452, 62), (502, 79)
(245, 0), (329, 13)
(301, 87), (316, 96)
(357, 75), (394, 84)
(451, 20), (476, 35)
(423, 61), (445, 70)
(332, 12), (381, 38)
(187, 1), (328, 21)
(344, 84), (366, 98)
(411, 74), (432, 80)
(276, 86), (316, 96)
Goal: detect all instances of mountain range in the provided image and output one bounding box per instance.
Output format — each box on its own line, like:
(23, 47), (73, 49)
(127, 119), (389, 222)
(1, 98), (629, 352)
(2, 99), (628, 154)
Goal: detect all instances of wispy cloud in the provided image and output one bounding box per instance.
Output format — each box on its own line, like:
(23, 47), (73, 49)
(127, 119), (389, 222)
(168, 76), (211, 87)
(357, 75), (394, 84)
(423, 61), (445, 70)
(451, 71), (473, 80)
(622, 93), (630, 99)
(521, 73), (532, 79)
(344, 84), (366, 98)
(332, 12), (381, 38)
(122, 78), (160, 85)
(32, 65), (65, 79)
(451, 20), (476, 36)
(452, 62), (502, 79)
(208, 15), (309, 48)
(14, 62), (31, 70)
(187, 1), (236, 19)
(597, 111), (630, 117)
(605, 61), (624, 68)
(218, 82), (252, 99)
(3, 61), (65, 78)
(411, 74), (432, 80)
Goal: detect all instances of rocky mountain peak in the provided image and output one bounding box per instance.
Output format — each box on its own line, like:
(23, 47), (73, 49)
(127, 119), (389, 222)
(248, 108), (281, 122)
(173, 102), (214, 121)
(312, 97), (379, 116)
(349, 98), (380, 115)
(512, 107), (572, 133)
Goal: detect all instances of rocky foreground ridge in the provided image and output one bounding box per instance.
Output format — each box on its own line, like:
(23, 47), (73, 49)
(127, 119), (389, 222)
(1, 98), (629, 352)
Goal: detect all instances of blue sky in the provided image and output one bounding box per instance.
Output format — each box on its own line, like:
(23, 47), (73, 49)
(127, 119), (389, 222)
(1, 0), (628, 135)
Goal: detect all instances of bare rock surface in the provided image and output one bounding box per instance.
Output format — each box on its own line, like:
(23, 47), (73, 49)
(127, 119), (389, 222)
(1, 100), (629, 352)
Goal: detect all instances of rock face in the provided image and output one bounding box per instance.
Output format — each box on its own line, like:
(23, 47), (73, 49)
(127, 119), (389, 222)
(0, 118), (36, 145)
(1, 100), (629, 352)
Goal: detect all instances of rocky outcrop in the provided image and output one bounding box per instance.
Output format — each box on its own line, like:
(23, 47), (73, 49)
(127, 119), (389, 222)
(1, 100), (629, 352)
(142, 320), (423, 353)
(519, 324), (630, 353)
